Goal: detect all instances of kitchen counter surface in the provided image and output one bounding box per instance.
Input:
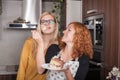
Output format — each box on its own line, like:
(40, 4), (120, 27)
(0, 71), (17, 75)
(0, 65), (18, 75)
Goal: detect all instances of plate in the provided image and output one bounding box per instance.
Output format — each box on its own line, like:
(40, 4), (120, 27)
(42, 63), (64, 70)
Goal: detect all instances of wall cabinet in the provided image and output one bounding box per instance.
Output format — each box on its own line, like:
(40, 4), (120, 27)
(83, 0), (104, 17)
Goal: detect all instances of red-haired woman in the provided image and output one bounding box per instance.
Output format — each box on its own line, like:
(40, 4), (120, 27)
(40, 22), (94, 80)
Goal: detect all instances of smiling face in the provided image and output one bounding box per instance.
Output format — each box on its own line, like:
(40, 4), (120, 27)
(61, 24), (75, 43)
(40, 14), (56, 35)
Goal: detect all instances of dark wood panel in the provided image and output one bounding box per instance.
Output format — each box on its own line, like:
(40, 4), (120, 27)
(82, 0), (104, 17)
(60, 0), (66, 32)
(92, 0), (97, 10)
(82, 0), (93, 17)
(97, 0), (104, 14)
(118, 0), (120, 66)
(104, 0), (119, 67)
(104, 0), (112, 67)
(83, 0), (120, 67)
(0, 75), (16, 80)
(82, 0), (86, 18)
(83, 0), (120, 79)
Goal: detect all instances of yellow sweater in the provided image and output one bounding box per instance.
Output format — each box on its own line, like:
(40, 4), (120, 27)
(16, 37), (46, 80)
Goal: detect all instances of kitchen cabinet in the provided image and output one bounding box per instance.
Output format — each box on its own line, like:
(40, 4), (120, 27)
(83, 0), (104, 17)
(83, 0), (120, 80)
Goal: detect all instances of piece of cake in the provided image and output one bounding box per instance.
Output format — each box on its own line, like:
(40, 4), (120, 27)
(49, 58), (64, 70)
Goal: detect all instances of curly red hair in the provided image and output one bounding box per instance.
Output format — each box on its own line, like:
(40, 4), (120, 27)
(59, 22), (93, 59)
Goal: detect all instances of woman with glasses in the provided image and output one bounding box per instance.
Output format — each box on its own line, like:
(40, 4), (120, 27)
(16, 12), (60, 80)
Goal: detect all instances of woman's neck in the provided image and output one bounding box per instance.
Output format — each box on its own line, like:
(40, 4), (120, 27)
(60, 44), (74, 62)
(65, 42), (73, 52)
(43, 34), (53, 43)
(42, 34), (52, 49)
(65, 45), (73, 55)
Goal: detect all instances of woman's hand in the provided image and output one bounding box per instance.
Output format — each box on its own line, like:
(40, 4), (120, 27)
(31, 30), (45, 74)
(62, 65), (74, 80)
(31, 30), (43, 46)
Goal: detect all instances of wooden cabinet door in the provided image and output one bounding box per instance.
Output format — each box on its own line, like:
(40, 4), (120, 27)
(0, 75), (16, 80)
(83, 0), (104, 17)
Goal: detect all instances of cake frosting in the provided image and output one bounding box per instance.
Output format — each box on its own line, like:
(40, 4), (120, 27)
(49, 58), (64, 70)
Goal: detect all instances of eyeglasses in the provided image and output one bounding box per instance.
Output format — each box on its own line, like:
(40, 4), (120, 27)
(40, 19), (55, 25)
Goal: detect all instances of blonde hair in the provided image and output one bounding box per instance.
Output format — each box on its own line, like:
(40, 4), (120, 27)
(32, 12), (59, 58)
(37, 12), (59, 43)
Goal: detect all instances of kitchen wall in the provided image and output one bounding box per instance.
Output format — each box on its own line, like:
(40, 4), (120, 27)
(66, 0), (82, 25)
(0, 0), (60, 66)
(0, 0), (31, 65)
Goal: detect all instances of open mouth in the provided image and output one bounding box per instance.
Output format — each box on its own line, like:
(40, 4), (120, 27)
(42, 27), (51, 31)
(42, 27), (47, 31)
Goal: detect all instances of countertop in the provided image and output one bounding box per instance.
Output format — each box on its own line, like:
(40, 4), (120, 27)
(0, 65), (18, 75)
(0, 71), (17, 75)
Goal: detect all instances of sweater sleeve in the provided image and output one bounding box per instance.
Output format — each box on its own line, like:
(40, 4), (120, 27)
(74, 55), (90, 80)
(45, 44), (60, 63)
(42, 44), (60, 74)
(16, 38), (33, 80)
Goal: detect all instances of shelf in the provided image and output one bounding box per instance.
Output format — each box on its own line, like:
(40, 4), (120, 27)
(7, 27), (36, 30)
(8, 23), (37, 30)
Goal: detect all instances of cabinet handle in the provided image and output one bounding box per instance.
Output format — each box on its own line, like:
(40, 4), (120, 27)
(87, 10), (97, 14)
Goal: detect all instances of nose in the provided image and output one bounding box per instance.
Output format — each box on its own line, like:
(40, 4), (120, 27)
(44, 22), (50, 25)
